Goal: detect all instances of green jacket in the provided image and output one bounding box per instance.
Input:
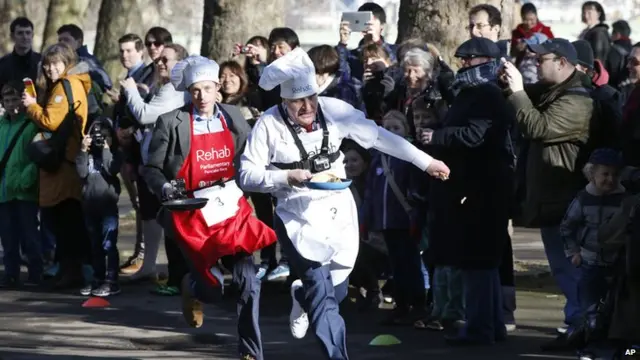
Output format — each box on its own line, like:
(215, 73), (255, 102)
(508, 70), (593, 227)
(0, 113), (39, 203)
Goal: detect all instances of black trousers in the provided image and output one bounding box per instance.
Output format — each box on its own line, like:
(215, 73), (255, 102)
(43, 199), (90, 274)
(164, 234), (189, 288)
(350, 242), (385, 292)
(252, 192), (288, 267)
(498, 234), (515, 287)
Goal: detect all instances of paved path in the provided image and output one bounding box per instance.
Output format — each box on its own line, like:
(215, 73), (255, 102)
(0, 196), (565, 359)
(0, 280), (572, 360)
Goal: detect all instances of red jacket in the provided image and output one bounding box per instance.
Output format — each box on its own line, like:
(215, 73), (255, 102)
(511, 22), (555, 50)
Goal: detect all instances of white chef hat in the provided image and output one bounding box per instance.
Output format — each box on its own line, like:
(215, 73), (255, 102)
(170, 55), (220, 91)
(259, 47), (319, 99)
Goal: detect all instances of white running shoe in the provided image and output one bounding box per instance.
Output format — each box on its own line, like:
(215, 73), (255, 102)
(289, 280), (309, 339)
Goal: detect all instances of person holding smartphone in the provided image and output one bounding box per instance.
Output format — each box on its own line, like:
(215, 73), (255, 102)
(336, 2), (397, 81)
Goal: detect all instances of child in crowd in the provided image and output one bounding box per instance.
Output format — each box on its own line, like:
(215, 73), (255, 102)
(516, 33), (548, 84)
(0, 81), (42, 287)
(363, 110), (426, 324)
(560, 148), (629, 359)
(343, 140), (384, 311)
(76, 118), (123, 297)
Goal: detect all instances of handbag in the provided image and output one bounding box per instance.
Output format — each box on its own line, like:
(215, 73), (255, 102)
(0, 120), (30, 178)
(27, 79), (81, 173)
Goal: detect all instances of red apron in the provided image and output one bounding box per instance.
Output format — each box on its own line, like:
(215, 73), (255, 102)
(172, 109), (276, 287)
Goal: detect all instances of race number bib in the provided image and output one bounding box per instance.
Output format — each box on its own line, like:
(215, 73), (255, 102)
(194, 182), (243, 226)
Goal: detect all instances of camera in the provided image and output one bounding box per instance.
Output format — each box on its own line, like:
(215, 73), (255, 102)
(241, 46), (250, 54)
(90, 123), (105, 149)
(312, 156), (331, 172)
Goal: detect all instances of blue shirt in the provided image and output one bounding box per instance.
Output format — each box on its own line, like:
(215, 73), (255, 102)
(192, 105), (227, 135)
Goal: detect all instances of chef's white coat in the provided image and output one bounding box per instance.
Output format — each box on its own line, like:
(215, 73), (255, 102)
(239, 96), (433, 285)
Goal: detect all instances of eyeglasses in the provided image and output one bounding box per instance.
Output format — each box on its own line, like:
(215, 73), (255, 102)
(154, 56), (171, 64)
(536, 56), (560, 65)
(466, 23), (491, 31)
(145, 40), (163, 48)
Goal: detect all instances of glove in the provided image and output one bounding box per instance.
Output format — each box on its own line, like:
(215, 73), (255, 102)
(162, 182), (178, 201)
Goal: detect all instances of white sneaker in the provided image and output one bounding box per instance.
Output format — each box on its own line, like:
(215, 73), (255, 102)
(556, 326), (568, 334)
(505, 324), (517, 332)
(289, 280), (309, 339)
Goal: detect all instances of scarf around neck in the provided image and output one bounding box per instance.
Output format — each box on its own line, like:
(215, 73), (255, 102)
(450, 60), (499, 94)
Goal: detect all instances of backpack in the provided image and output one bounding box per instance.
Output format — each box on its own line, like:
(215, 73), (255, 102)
(27, 79), (82, 173)
(85, 77), (105, 130)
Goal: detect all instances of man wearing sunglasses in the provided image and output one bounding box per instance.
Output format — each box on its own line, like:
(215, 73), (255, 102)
(501, 38), (594, 351)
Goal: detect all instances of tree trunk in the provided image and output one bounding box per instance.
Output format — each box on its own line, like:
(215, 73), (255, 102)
(200, 0), (285, 61)
(396, 0), (517, 67)
(0, 0), (26, 55)
(93, 0), (139, 84)
(41, 0), (91, 51)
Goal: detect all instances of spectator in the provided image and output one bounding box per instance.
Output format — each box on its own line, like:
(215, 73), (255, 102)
(385, 48), (443, 141)
(342, 140), (383, 311)
(579, 1), (611, 62)
(364, 110), (427, 325)
(238, 35), (269, 87)
(468, 4), (509, 58)
(0, 17), (41, 93)
(219, 60), (263, 125)
(145, 27), (172, 61)
(112, 33), (157, 277)
(470, 4), (520, 332)
(218, 59), (274, 285)
(361, 42), (395, 122)
(572, 39), (621, 150)
(606, 20), (633, 89)
(518, 33), (549, 84)
(337, 2), (396, 81)
(560, 148), (628, 360)
(76, 118), (123, 297)
(121, 43), (190, 291)
(422, 37), (515, 345)
(307, 45), (363, 110)
(501, 38), (593, 346)
(620, 44), (640, 166)
(22, 42), (92, 290)
(511, 2), (554, 58)
(260, 27), (300, 111)
(0, 81), (41, 288)
(57, 24), (112, 91)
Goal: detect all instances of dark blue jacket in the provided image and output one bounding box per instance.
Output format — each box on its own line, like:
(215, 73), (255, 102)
(319, 71), (364, 112)
(363, 150), (423, 231)
(77, 45), (113, 91)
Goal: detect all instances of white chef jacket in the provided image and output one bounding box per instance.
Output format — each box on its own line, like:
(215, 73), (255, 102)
(239, 96), (433, 284)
